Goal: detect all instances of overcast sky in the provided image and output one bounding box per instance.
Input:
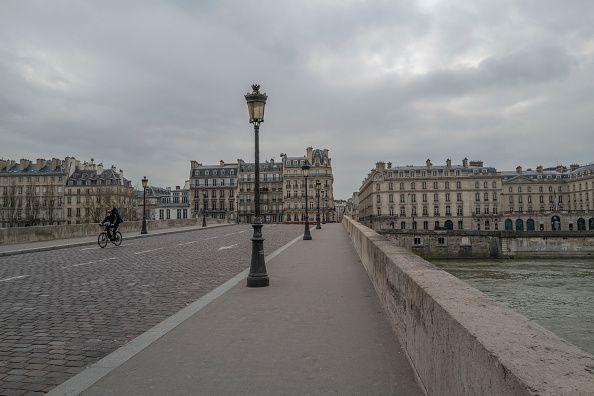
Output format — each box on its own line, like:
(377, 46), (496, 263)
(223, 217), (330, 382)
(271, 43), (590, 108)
(1, 1), (594, 198)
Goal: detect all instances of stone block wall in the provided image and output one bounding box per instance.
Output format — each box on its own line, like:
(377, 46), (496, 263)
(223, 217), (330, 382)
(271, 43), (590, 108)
(343, 216), (594, 395)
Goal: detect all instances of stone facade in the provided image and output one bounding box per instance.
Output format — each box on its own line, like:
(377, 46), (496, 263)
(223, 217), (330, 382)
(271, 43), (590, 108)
(189, 147), (335, 223)
(64, 160), (134, 224)
(500, 164), (594, 231)
(238, 159), (284, 223)
(281, 147), (335, 223)
(189, 160), (238, 221)
(0, 158), (69, 227)
(1, 157), (134, 228)
(359, 158), (501, 231)
(135, 182), (190, 221)
(359, 158), (594, 232)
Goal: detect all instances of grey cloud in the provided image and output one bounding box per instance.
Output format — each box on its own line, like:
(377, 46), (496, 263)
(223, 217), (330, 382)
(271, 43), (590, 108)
(1, 1), (594, 198)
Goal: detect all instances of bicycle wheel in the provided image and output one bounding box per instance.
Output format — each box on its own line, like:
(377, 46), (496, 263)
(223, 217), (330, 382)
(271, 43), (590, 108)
(112, 231), (123, 246)
(98, 232), (108, 248)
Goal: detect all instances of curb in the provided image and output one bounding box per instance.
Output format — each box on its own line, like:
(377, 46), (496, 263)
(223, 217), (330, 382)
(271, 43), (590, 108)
(0, 223), (236, 257)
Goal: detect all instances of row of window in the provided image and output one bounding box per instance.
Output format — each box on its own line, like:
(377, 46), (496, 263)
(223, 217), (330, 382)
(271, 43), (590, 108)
(377, 180), (498, 191)
(158, 209), (188, 220)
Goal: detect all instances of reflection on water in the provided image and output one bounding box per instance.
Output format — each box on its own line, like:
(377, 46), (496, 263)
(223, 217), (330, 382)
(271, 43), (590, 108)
(433, 258), (594, 355)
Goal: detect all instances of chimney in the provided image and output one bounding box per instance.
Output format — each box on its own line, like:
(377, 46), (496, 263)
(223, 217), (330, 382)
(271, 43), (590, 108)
(36, 158), (46, 167)
(446, 158), (451, 168)
(20, 159), (30, 168)
(306, 147), (313, 162)
(96, 163), (104, 174)
(462, 157), (468, 167)
(537, 165), (543, 173)
(426, 158), (432, 167)
(176, 186), (180, 190)
(516, 166), (522, 174)
(375, 161), (386, 171)
(387, 162), (392, 169)
(556, 164), (564, 173)
(570, 164), (580, 172)
(219, 160), (225, 166)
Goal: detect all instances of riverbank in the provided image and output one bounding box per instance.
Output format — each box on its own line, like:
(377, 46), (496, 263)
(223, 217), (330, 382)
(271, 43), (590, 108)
(381, 230), (594, 259)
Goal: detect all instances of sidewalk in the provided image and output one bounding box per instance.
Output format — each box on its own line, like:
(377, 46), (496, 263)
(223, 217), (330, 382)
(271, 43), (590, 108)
(0, 223), (233, 256)
(69, 224), (422, 395)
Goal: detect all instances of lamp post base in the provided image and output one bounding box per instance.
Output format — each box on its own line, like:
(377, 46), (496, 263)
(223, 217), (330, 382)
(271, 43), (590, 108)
(247, 222), (269, 288)
(141, 219), (148, 235)
(303, 221), (312, 240)
(316, 215), (321, 229)
(202, 216), (207, 227)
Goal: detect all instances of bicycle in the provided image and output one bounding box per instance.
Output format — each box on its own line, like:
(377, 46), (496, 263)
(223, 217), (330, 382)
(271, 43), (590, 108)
(98, 224), (123, 248)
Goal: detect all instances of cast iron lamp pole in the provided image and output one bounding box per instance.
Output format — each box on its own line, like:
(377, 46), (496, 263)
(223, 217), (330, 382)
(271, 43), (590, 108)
(141, 176), (148, 234)
(315, 180), (321, 229)
(245, 84), (269, 287)
(322, 190), (327, 224)
(302, 164), (312, 240)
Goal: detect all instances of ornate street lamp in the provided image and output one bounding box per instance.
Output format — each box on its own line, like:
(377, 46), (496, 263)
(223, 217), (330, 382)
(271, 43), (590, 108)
(245, 84), (269, 287)
(302, 164), (312, 240)
(316, 181), (321, 229)
(141, 176), (148, 234)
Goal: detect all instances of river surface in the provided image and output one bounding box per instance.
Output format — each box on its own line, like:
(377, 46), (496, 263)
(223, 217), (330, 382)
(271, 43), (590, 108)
(433, 258), (594, 355)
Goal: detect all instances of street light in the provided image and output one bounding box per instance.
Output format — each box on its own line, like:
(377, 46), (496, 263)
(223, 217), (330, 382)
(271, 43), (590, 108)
(245, 84), (269, 288)
(141, 176), (148, 234)
(315, 180), (321, 229)
(302, 164), (312, 240)
(322, 190), (327, 224)
(202, 192), (207, 227)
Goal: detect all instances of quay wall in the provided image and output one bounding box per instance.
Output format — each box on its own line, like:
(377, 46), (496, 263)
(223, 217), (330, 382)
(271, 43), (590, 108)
(0, 218), (228, 245)
(343, 216), (594, 395)
(380, 230), (594, 259)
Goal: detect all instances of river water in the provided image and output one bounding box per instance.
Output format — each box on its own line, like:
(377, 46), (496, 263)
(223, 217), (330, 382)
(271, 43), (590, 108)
(433, 258), (594, 355)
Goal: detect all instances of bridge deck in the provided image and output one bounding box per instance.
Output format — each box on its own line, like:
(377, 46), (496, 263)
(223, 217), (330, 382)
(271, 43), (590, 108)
(79, 224), (421, 395)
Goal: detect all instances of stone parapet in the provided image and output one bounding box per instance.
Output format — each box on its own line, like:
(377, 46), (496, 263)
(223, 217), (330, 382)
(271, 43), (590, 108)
(0, 218), (228, 245)
(343, 215), (594, 395)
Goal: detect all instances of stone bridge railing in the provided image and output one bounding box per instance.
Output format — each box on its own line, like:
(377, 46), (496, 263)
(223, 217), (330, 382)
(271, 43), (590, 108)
(0, 218), (228, 245)
(342, 216), (594, 395)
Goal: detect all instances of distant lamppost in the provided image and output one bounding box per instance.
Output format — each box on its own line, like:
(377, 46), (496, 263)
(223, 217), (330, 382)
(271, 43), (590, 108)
(245, 84), (269, 287)
(302, 164), (312, 240)
(236, 196), (240, 223)
(202, 192), (207, 227)
(315, 180), (321, 229)
(141, 176), (148, 234)
(322, 190), (327, 224)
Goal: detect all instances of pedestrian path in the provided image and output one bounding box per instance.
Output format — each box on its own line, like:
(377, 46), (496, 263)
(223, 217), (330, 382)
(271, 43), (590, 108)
(58, 224), (422, 395)
(0, 223), (232, 256)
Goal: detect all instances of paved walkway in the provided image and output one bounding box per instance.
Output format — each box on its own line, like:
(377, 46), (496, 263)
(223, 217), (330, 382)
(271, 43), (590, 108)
(70, 224), (421, 395)
(0, 223), (231, 256)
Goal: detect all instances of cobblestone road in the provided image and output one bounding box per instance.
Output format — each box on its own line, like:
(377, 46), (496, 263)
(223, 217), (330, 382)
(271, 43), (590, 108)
(0, 224), (303, 395)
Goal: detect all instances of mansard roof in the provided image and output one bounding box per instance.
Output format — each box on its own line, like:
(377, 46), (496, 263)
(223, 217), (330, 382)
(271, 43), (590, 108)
(68, 167), (131, 186)
(0, 161), (65, 174)
(570, 163), (594, 176)
(239, 162), (282, 172)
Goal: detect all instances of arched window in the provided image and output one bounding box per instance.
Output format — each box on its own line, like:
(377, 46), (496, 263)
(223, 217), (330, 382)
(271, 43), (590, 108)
(577, 218), (586, 231)
(515, 219), (524, 231)
(526, 218), (535, 231)
(504, 219), (513, 230)
(444, 220), (453, 230)
(551, 215), (561, 231)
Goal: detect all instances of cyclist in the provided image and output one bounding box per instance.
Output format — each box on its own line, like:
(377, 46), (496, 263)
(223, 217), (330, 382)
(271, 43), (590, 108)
(101, 207), (123, 240)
